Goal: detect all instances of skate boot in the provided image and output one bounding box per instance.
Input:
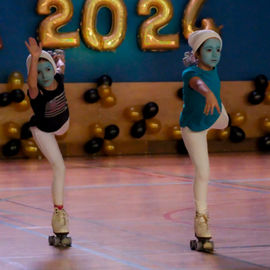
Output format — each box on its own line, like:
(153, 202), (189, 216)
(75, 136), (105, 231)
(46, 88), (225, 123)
(48, 208), (72, 247)
(190, 212), (214, 252)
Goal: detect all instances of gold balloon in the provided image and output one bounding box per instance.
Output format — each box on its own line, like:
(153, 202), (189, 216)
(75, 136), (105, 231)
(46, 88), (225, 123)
(137, 0), (179, 51)
(3, 122), (20, 139)
(217, 127), (230, 140)
(146, 118), (161, 134)
(231, 112), (246, 126)
(7, 72), (24, 90)
(168, 125), (182, 140)
(13, 98), (31, 112)
(103, 140), (116, 155)
(90, 123), (104, 138)
(123, 106), (143, 122)
(182, 0), (222, 39)
(22, 139), (41, 158)
(98, 85), (112, 98)
(100, 94), (117, 107)
(207, 128), (216, 140)
(264, 91), (270, 105)
(37, 0), (80, 48)
(82, 0), (127, 51)
(260, 117), (270, 133)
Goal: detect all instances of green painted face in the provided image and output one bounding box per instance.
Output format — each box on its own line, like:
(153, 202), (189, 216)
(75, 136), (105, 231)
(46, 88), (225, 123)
(199, 38), (221, 69)
(37, 60), (54, 88)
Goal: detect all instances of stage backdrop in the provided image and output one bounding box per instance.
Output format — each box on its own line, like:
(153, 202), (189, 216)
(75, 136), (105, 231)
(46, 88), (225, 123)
(0, 0), (270, 83)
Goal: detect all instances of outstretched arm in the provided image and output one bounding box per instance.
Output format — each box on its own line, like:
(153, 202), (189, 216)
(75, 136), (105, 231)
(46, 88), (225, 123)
(189, 76), (221, 115)
(25, 37), (42, 99)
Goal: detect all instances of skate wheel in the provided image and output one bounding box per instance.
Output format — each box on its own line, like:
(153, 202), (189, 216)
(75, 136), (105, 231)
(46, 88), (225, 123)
(61, 236), (72, 247)
(48, 236), (55, 246)
(190, 240), (197, 250)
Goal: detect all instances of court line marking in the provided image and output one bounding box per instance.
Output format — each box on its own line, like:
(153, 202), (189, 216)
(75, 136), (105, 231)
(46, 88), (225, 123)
(0, 219), (169, 270)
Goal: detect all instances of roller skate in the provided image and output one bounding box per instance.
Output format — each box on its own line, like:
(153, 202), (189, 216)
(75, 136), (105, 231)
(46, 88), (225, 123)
(48, 208), (72, 247)
(190, 212), (214, 253)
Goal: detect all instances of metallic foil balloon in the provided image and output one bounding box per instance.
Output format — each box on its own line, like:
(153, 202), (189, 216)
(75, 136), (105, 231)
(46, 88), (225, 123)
(22, 139), (41, 158)
(90, 123), (104, 138)
(3, 122), (20, 139)
(260, 117), (270, 133)
(98, 85), (112, 98)
(137, 0), (179, 51)
(146, 118), (161, 134)
(182, 0), (222, 39)
(168, 125), (182, 140)
(82, 0), (127, 51)
(217, 127), (230, 140)
(207, 129), (216, 140)
(100, 94), (117, 107)
(124, 106), (143, 122)
(13, 98), (31, 112)
(7, 72), (24, 90)
(103, 140), (116, 155)
(231, 112), (246, 126)
(37, 0), (80, 48)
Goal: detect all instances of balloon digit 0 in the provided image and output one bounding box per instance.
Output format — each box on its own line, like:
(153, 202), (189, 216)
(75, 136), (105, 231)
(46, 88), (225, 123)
(182, 0), (222, 39)
(137, 0), (179, 51)
(81, 0), (127, 51)
(37, 0), (80, 48)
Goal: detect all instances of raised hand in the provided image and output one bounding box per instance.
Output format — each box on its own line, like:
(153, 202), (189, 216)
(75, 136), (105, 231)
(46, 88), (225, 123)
(25, 37), (42, 58)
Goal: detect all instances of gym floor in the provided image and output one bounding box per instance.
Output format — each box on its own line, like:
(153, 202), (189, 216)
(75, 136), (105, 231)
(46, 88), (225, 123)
(0, 152), (269, 270)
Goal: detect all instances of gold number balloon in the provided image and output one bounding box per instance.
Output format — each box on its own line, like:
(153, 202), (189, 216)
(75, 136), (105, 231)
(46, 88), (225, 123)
(37, 0), (80, 48)
(182, 0), (222, 39)
(82, 0), (127, 51)
(137, 0), (179, 51)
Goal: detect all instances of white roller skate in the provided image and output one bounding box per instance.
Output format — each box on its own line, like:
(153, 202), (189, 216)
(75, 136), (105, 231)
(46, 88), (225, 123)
(48, 208), (72, 247)
(190, 212), (214, 253)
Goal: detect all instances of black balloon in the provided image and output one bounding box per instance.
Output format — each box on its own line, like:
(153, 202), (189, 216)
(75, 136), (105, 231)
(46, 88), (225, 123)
(21, 122), (32, 139)
(229, 126), (245, 143)
(104, 124), (119, 140)
(142, 102), (159, 119)
(247, 90), (265, 105)
(176, 139), (188, 155)
(130, 119), (146, 138)
(254, 74), (268, 91)
(83, 88), (100, 103)
(257, 134), (270, 152)
(2, 139), (21, 157)
(0, 92), (12, 107)
(227, 113), (232, 127)
(176, 88), (183, 100)
(97, 74), (112, 86)
(11, 89), (25, 103)
(84, 137), (104, 154)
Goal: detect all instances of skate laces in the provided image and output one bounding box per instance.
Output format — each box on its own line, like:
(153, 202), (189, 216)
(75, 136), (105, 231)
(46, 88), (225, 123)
(55, 208), (67, 225)
(196, 212), (209, 226)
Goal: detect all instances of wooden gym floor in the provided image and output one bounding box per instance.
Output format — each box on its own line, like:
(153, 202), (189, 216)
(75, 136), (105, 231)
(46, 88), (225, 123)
(0, 152), (270, 270)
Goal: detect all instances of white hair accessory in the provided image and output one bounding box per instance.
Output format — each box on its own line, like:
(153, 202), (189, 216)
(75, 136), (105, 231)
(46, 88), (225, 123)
(26, 50), (57, 75)
(188, 30), (222, 54)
